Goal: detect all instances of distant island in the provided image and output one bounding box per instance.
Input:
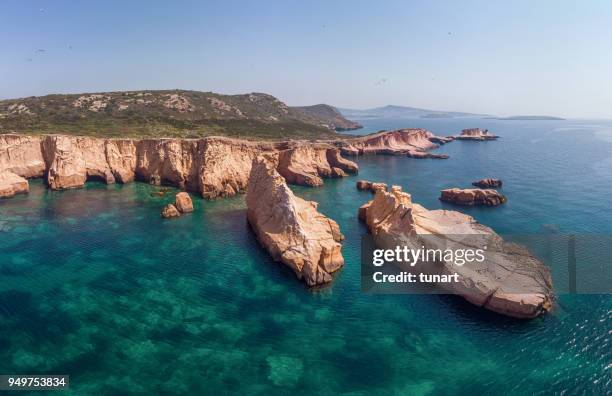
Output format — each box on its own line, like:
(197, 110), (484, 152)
(486, 115), (565, 120)
(338, 105), (488, 119)
(0, 90), (361, 140)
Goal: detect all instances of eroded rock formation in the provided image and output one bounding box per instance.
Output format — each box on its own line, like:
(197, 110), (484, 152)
(455, 128), (499, 141)
(440, 188), (507, 206)
(339, 129), (450, 158)
(472, 178), (503, 188)
(360, 186), (553, 318)
(246, 155), (345, 286)
(0, 134), (358, 199)
(161, 204), (181, 218)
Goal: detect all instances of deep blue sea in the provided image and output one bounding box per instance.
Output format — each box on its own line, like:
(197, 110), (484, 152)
(0, 118), (611, 395)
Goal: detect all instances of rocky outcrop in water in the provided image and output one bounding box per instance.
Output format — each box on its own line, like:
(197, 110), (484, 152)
(161, 204), (181, 218)
(175, 192), (193, 213)
(0, 171), (29, 198)
(472, 178), (503, 188)
(0, 134), (358, 199)
(359, 186), (553, 319)
(339, 129), (450, 158)
(455, 128), (499, 141)
(440, 188), (507, 206)
(356, 180), (388, 193)
(246, 155), (345, 286)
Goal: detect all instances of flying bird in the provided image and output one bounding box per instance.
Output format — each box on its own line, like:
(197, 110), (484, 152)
(375, 78), (388, 86)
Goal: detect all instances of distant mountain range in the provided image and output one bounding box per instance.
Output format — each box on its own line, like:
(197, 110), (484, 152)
(338, 105), (566, 121)
(337, 105), (488, 119)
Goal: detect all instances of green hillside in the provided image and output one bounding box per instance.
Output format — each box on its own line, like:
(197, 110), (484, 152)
(0, 90), (357, 140)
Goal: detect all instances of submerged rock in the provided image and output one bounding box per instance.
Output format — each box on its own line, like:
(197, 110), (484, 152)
(359, 185), (553, 318)
(161, 204), (181, 218)
(472, 178), (503, 188)
(246, 155), (345, 286)
(0, 171), (29, 198)
(440, 188), (507, 206)
(175, 192), (193, 213)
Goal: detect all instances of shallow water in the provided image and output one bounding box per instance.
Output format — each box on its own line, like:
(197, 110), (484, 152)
(0, 119), (611, 395)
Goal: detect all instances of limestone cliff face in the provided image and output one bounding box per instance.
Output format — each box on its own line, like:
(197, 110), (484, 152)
(360, 186), (553, 319)
(247, 156), (345, 286)
(0, 134), (358, 198)
(0, 135), (45, 178)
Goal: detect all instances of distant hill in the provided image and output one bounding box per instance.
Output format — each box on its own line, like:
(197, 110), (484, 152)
(290, 104), (362, 131)
(338, 105), (487, 119)
(0, 90), (358, 140)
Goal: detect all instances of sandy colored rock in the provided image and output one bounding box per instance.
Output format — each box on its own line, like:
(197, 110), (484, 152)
(440, 188), (507, 206)
(472, 178), (503, 188)
(175, 192), (193, 213)
(455, 128), (499, 141)
(0, 171), (29, 198)
(161, 204), (181, 218)
(246, 155), (345, 286)
(359, 185), (553, 319)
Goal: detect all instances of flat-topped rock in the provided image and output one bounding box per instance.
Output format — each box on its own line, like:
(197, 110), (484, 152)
(359, 185), (553, 319)
(0, 171), (29, 198)
(440, 188), (507, 206)
(455, 128), (499, 141)
(356, 180), (388, 193)
(472, 178), (503, 188)
(247, 155), (345, 286)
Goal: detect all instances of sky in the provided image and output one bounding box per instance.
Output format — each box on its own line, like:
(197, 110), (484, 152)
(1, 0), (611, 118)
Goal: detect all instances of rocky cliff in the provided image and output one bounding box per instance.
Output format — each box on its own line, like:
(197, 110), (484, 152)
(0, 134), (358, 199)
(360, 186), (553, 318)
(246, 155), (345, 286)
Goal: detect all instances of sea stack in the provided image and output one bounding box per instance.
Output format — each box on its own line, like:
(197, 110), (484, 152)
(359, 185), (553, 318)
(246, 155), (345, 286)
(440, 188), (507, 206)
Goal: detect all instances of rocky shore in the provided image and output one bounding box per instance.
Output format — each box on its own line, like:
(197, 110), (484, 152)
(0, 170), (29, 198)
(246, 155), (345, 286)
(359, 185), (553, 318)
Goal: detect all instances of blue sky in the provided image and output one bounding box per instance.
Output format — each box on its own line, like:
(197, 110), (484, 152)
(1, 0), (611, 118)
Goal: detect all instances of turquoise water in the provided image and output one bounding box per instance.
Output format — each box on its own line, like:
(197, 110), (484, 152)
(0, 119), (611, 395)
